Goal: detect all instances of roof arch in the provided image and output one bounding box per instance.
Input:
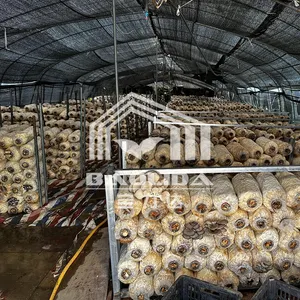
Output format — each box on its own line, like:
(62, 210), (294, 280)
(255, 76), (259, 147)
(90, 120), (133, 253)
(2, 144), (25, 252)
(0, 0), (299, 91)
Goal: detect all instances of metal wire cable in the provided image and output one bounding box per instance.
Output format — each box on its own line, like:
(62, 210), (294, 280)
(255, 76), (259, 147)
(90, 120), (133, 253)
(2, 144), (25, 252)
(168, 0), (220, 77)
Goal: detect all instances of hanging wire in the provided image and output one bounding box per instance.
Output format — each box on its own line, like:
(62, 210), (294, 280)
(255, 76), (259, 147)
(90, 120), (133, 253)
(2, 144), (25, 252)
(168, 0), (220, 77)
(176, 0), (195, 16)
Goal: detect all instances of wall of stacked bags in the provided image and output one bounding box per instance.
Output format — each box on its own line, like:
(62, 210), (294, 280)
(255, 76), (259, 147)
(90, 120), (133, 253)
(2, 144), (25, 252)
(0, 98), (117, 181)
(114, 170), (300, 299)
(125, 96), (300, 168)
(120, 112), (149, 140)
(167, 96), (289, 123)
(167, 96), (282, 115)
(28, 99), (115, 179)
(0, 124), (44, 214)
(0, 95), (151, 184)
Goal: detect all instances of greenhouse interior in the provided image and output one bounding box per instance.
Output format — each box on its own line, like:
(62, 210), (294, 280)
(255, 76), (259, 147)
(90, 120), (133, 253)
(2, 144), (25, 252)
(1, 0), (300, 299)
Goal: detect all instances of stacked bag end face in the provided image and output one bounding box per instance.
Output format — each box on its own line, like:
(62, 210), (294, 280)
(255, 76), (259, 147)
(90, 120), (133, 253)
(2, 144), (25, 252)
(114, 170), (300, 299)
(124, 95), (300, 169)
(0, 125), (42, 214)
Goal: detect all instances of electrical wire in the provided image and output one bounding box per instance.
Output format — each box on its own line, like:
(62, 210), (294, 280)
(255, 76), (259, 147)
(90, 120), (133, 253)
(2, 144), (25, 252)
(49, 218), (107, 300)
(168, 0), (220, 77)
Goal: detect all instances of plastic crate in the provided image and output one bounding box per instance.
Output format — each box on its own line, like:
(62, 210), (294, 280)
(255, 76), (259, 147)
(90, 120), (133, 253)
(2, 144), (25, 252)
(162, 276), (242, 300)
(252, 279), (300, 300)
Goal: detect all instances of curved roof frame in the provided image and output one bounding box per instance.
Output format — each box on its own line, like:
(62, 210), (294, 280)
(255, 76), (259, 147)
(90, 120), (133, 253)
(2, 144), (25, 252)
(152, 14), (298, 91)
(51, 37), (253, 84)
(37, 29), (280, 89)
(152, 1), (300, 88)
(0, 0), (299, 91)
(159, 39), (277, 89)
(4, 28), (271, 89)
(30, 37), (160, 82)
(0, 12), (153, 79)
(84, 53), (254, 89)
(158, 0), (300, 62)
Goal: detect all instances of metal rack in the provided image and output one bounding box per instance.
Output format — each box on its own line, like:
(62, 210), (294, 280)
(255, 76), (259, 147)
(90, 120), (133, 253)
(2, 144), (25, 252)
(105, 164), (300, 299)
(44, 83), (86, 178)
(0, 86), (49, 206)
(58, 83), (86, 178)
(157, 113), (289, 123)
(119, 114), (300, 170)
(35, 106), (49, 205)
(161, 110), (290, 116)
(1, 83), (87, 206)
(32, 117), (46, 207)
(79, 84), (87, 178)
(159, 110), (291, 123)
(154, 119), (300, 129)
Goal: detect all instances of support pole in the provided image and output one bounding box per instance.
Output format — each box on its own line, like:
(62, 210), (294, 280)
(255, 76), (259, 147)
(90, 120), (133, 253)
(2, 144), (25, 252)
(105, 175), (121, 299)
(37, 102), (49, 204)
(75, 90), (79, 111)
(83, 92), (87, 172)
(32, 116), (43, 207)
(50, 85), (54, 104)
(66, 87), (70, 120)
(113, 0), (121, 169)
(61, 85), (65, 103)
(37, 85), (48, 204)
(155, 36), (159, 103)
(14, 87), (18, 107)
(19, 87), (23, 107)
(10, 89), (14, 125)
(69, 84), (75, 101)
(79, 84), (85, 178)
(30, 85), (37, 104)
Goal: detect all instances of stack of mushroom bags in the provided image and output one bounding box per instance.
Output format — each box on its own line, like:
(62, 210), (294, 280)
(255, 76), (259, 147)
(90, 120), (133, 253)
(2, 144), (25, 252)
(125, 94), (300, 169)
(0, 98), (117, 180)
(125, 122), (300, 169)
(168, 96), (261, 113)
(1, 103), (85, 180)
(43, 126), (82, 180)
(167, 96), (288, 120)
(114, 171), (300, 299)
(0, 124), (42, 214)
(38, 99), (113, 174)
(1, 106), (39, 126)
(120, 113), (148, 140)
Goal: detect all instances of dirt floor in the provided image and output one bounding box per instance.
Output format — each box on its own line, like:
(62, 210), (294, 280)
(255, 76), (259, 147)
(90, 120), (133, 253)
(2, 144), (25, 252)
(0, 224), (256, 300)
(0, 226), (109, 300)
(56, 228), (110, 300)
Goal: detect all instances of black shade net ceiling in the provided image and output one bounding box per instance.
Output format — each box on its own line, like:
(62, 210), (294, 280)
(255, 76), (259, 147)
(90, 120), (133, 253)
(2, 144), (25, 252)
(0, 0), (300, 93)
